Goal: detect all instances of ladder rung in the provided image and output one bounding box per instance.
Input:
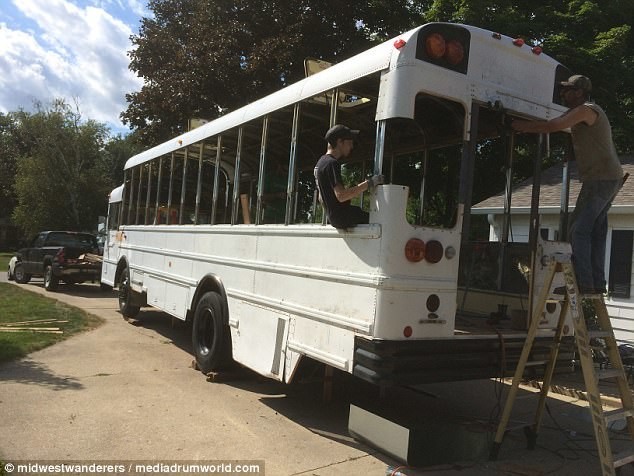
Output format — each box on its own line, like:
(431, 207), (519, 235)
(597, 369), (626, 380)
(604, 408), (634, 423)
(613, 449), (634, 468)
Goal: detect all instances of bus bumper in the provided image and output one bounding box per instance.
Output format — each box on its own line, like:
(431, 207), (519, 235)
(353, 335), (575, 386)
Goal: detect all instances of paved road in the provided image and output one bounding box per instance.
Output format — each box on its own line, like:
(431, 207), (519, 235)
(2, 276), (634, 475)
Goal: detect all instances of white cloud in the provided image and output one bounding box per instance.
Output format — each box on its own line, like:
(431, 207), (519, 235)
(0, 0), (143, 132)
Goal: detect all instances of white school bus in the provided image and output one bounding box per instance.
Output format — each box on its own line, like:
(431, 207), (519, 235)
(103, 23), (575, 385)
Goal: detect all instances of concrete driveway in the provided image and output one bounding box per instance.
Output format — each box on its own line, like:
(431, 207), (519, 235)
(2, 276), (634, 475)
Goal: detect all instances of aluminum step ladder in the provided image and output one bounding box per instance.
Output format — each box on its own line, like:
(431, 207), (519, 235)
(489, 249), (634, 475)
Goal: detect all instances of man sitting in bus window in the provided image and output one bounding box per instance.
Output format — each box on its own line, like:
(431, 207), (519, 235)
(314, 124), (384, 229)
(512, 74), (623, 295)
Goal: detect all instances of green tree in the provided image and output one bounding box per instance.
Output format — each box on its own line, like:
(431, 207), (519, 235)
(97, 132), (143, 189)
(122, 0), (419, 145)
(0, 113), (20, 221)
(12, 100), (111, 236)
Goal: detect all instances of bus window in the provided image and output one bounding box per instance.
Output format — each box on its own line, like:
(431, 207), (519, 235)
(198, 139), (216, 224)
(144, 161), (158, 224)
(136, 163), (149, 225)
(155, 156), (171, 224)
(259, 108), (294, 224)
(295, 96), (329, 224)
(181, 147), (199, 224)
(122, 169), (133, 225)
(236, 119), (263, 225)
(170, 152), (184, 224)
(383, 94), (465, 228)
(295, 73), (381, 224)
(107, 201), (120, 230)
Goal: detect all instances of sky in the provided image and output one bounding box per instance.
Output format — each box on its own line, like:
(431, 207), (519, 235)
(0, 0), (149, 135)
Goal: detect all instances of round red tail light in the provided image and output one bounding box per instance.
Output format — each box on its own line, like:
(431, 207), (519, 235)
(403, 326), (413, 338)
(405, 238), (425, 262)
(531, 46), (542, 55)
(445, 39), (464, 65)
(425, 33), (446, 59)
(425, 240), (444, 263)
(394, 38), (406, 49)
(513, 38), (525, 47)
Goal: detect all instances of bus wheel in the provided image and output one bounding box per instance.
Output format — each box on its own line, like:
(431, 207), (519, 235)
(118, 266), (140, 319)
(44, 265), (59, 291)
(192, 291), (231, 374)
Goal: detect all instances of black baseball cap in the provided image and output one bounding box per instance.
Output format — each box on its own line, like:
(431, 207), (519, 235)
(560, 74), (592, 93)
(324, 124), (360, 142)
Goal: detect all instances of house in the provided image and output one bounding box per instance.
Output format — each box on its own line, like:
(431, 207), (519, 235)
(472, 156), (634, 344)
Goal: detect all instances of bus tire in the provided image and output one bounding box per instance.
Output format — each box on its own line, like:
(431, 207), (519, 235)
(44, 265), (59, 291)
(192, 291), (231, 374)
(118, 266), (140, 319)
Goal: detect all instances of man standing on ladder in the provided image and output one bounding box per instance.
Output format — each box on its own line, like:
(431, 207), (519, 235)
(512, 74), (623, 295)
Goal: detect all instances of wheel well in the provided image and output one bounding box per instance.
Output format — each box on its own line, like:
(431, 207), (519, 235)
(189, 275), (229, 324)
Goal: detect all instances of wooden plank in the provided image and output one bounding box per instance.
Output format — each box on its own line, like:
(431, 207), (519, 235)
(3, 320), (68, 327)
(0, 329), (63, 334)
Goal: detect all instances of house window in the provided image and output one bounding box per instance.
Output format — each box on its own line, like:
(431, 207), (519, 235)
(609, 230), (633, 298)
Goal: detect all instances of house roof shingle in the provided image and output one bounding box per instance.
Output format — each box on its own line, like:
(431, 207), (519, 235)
(473, 156), (634, 214)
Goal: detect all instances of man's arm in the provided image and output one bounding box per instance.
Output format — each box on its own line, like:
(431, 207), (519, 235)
(333, 181), (369, 203)
(512, 104), (598, 134)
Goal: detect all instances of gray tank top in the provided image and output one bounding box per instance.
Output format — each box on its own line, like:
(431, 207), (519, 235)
(571, 102), (622, 181)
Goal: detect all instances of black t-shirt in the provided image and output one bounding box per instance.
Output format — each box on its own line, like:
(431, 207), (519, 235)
(314, 154), (368, 228)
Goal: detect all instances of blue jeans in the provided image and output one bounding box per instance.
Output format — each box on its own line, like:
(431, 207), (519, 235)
(569, 179), (621, 291)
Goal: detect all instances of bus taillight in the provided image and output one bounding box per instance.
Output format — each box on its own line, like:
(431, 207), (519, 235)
(425, 33), (445, 59)
(405, 238), (425, 262)
(424, 240), (444, 264)
(445, 40), (464, 65)
(416, 24), (470, 74)
(403, 326), (413, 338)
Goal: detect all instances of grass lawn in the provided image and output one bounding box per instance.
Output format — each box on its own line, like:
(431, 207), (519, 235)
(0, 252), (103, 363)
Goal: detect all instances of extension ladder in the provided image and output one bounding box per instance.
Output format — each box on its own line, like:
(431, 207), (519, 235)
(489, 249), (634, 475)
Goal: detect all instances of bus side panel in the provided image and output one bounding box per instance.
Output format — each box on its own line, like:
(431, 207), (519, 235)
(286, 317), (357, 373)
(229, 300), (289, 381)
(230, 228), (381, 379)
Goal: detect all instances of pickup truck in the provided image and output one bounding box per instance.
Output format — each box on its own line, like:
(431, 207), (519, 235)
(13, 231), (103, 291)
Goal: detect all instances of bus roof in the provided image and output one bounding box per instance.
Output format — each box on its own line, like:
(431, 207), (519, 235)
(123, 26), (418, 171)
